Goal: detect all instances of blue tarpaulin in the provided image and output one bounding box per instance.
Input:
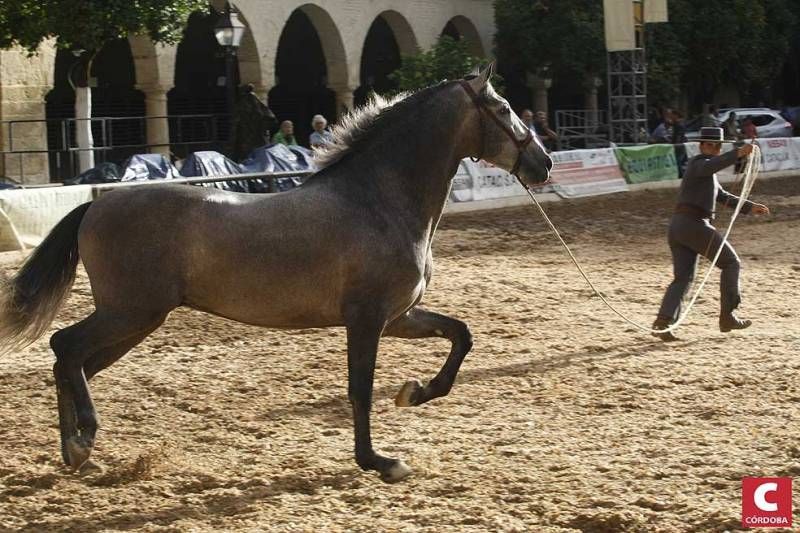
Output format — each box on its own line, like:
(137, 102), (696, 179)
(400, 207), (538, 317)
(121, 154), (180, 181)
(62, 144), (317, 192)
(179, 151), (250, 192)
(240, 144), (315, 192)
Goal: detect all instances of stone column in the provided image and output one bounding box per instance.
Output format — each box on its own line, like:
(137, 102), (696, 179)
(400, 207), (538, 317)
(583, 76), (603, 127)
(0, 45), (56, 184)
(253, 84), (271, 105)
(331, 85), (355, 120)
(139, 85), (171, 157)
(526, 73), (552, 115)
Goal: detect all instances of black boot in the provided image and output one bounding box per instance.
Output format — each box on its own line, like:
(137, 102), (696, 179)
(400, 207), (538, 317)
(652, 317), (678, 341)
(720, 311), (752, 333)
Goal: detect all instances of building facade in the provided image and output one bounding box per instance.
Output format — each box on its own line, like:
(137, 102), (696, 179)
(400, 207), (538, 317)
(0, 0), (494, 183)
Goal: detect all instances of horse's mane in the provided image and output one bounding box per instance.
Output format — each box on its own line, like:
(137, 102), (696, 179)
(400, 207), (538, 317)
(313, 80), (452, 170)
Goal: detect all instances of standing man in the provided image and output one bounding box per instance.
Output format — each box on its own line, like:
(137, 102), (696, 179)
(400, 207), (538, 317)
(652, 127), (769, 341)
(702, 105), (719, 127)
(532, 111), (558, 152)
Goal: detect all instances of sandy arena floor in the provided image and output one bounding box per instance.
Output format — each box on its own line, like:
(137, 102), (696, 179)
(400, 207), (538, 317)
(0, 177), (798, 532)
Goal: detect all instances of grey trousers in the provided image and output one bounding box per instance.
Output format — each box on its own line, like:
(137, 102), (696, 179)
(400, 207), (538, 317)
(657, 213), (741, 321)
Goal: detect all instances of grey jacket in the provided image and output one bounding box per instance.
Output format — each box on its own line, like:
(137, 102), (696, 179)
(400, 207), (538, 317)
(676, 150), (753, 218)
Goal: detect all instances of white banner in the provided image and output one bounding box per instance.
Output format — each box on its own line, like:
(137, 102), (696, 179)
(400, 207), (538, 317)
(684, 138), (800, 176)
(757, 138), (800, 172)
(0, 185), (93, 252)
(448, 159), (536, 203)
(549, 148), (629, 198)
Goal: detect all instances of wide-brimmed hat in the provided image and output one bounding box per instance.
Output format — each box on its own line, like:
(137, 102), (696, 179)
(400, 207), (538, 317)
(697, 127), (728, 143)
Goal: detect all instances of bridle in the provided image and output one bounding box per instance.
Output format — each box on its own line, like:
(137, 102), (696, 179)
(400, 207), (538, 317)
(459, 79), (533, 177)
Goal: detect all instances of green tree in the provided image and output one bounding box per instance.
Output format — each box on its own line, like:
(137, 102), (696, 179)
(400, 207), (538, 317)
(388, 35), (485, 92)
(647, 0), (799, 109)
(0, 0), (205, 52)
(494, 0), (606, 84)
(0, 0), (207, 170)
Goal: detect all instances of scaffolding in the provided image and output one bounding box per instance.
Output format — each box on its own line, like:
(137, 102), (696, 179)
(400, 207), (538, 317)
(606, 0), (648, 145)
(607, 48), (647, 145)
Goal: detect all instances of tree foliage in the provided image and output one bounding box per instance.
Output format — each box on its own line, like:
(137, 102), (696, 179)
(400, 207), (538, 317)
(647, 0), (799, 108)
(388, 35), (486, 92)
(0, 0), (207, 53)
(494, 0), (798, 110)
(494, 0), (606, 81)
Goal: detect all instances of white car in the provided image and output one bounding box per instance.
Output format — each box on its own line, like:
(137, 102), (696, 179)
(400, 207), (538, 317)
(685, 108), (793, 140)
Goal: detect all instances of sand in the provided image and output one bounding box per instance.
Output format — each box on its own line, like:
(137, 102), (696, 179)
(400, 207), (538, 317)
(0, 177), (798, 532)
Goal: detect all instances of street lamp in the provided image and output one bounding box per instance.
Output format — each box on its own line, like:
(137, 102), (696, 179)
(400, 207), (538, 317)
(214, 2), (245, 139)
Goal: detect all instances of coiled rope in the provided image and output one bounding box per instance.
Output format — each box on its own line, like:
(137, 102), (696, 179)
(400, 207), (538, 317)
(521, 144), (762, 335)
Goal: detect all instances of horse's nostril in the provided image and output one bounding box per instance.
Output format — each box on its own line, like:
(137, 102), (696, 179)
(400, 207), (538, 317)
(546, 156), (554, 171)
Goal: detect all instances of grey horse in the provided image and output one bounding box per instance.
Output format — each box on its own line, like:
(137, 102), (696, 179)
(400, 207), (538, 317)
(0, 64), (551, 483)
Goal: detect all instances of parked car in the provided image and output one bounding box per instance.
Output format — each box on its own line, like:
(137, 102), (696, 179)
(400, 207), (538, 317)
(684, 108), (793, 140)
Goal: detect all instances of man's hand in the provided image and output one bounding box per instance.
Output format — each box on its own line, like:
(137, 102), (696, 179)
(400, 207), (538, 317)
(751, 203), (770, 215)
(737, 143), (754, 158)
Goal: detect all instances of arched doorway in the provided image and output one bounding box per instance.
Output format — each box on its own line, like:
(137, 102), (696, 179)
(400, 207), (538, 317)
(45, 40), (144, 180)
(440, 16), (485, 57)
(355, 11), (416, 107)
(169, 9), (239, 156)
(269, 6), (344, 147)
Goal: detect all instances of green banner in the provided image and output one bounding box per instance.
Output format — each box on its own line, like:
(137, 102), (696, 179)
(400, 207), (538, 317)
(614, 145), (679, 184)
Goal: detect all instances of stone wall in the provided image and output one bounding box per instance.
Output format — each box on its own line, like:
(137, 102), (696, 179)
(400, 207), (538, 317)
(0, 43), (55, 184)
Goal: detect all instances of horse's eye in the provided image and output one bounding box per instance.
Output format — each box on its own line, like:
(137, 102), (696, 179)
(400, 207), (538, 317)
(499, 106), (511, 116)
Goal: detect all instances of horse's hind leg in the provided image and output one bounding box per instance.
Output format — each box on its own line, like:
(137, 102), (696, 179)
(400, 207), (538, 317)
(51, 310), (166, 469)
(383, 307), (473, 407)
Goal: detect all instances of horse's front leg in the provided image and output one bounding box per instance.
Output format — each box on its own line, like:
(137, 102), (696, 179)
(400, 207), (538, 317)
(345, 312), (413, 483)
(383, 307), (473, 407)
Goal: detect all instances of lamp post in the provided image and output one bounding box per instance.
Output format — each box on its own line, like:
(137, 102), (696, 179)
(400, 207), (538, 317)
(214, 2), (245, 139)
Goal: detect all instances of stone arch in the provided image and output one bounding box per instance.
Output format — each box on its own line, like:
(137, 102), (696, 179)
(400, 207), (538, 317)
(377, 10), (418, 56)
(355, 11), (417, 106)
(269, 4), (347, 144)
(45, 39), (145, 179)
(441, 15), (485, 57)
(296, 3), (348, 90)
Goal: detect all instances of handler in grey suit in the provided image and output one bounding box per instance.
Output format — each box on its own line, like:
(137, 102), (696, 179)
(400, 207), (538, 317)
(653, 127), (770, 341)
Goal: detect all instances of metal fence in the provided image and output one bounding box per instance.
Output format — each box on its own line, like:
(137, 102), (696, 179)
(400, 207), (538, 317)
(1, 114), (230, 184)
(555, 109), (611, 150)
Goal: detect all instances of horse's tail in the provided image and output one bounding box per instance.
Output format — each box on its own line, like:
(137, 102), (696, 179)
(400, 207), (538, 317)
(0, 202), (91, 354)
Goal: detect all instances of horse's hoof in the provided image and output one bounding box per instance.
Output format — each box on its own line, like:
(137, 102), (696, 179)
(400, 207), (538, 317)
(395, 379), (424, 407)
(379, 460), (413, 483)
(78, 459), (105, 476)
(66, 436), (92, 471)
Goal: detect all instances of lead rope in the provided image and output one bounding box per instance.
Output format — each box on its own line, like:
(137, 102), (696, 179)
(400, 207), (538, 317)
(517, 145), (762, 335)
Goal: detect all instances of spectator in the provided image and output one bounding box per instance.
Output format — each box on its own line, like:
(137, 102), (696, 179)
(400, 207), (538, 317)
(702, 105), (719, 127)
(520, 109), (535, 130)
(671, 110), (687, 144)
(741, 117), (757, 139)
(232, 84), (277, 161)
(647, 106), (661, 133)
(309, 115), (334, 148)
(532, 111), (558, 151)
(722, 112), (739, 140)
(649, 108), (673, 143)
(272, 120), (298, 146)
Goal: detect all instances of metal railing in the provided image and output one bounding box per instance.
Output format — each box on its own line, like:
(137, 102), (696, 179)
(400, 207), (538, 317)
(555, 109), (611, 150)
(1, 114), (230, 183)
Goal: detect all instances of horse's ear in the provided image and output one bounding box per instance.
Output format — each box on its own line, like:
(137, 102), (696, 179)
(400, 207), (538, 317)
(466, 62), (494, 94)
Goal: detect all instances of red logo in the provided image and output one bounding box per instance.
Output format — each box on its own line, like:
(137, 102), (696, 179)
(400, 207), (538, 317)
(742, 477), (792, 528)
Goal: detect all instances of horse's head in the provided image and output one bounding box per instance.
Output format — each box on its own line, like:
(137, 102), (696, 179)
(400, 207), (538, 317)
(460, 64), (552, 187)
